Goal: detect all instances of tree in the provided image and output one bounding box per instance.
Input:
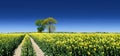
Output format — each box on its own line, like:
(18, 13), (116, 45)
(35, 19), (45, 32)
(42, 17), (57, 33)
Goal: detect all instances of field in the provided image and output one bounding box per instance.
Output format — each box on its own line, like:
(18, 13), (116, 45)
(30, 33), (120, 56)
(0, 34), (24, 56)
(0, 33), (120, 56)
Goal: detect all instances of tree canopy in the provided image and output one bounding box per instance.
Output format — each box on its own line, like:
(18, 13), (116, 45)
(35, 19), (45, 32)
(35, 17), (57, 33)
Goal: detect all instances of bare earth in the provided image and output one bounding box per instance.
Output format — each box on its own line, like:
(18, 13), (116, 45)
(13, 35), (44, 56)
(30, 37), (44, 56)
(13, 41), (22, 56)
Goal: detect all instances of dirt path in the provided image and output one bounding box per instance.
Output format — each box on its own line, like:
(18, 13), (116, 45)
(30, 37), (44, 56)
(13, 35), (44, 56)
(13, 41), (23, 56)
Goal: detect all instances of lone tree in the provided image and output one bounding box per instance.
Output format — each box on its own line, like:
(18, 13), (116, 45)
(42, 17), (57, 33)
(35, 19), (45, 32)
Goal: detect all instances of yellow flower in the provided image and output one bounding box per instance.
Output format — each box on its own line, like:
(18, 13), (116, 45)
(87, 51), (90, 55)
(94, 48), (96, 51)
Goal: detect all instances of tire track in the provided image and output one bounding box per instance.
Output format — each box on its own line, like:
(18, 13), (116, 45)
(30, 37), (44, 56)
(13, 40), (23, 56)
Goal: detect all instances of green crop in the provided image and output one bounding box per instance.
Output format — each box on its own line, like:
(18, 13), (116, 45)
(0, 34), (24, 56)
(30, 33), (120, 56)
(21, 34), (35, 56)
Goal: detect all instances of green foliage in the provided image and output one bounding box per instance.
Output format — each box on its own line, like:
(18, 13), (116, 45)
(35, 20), (44, 26)
(42, 17), (57, 25)
(30, 33), (120, 56)
(37, 27), (44, 32)
(35, 17), (57, 33)
(0, 34), (24, 56)
(21, 34), (35, 56)
(43, 17), (57, 33)
(35, 19), (45, 32)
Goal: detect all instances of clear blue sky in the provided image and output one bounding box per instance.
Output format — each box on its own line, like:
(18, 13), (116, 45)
(0, 0), (120, 32)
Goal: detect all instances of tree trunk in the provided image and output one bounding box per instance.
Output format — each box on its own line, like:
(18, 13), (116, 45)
(48, 26), (51, 33)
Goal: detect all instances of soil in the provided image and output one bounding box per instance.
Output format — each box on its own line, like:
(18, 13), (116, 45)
(30, 37), (44, 56)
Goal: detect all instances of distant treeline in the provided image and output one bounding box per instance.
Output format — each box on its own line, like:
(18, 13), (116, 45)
(55, 32), (120, 34)
(1, 32), (120, 34)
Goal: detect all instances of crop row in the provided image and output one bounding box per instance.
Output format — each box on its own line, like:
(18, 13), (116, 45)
(30, 33), (120, 56)
(0, 34), (24, 56)
(21, 34), (35, 56)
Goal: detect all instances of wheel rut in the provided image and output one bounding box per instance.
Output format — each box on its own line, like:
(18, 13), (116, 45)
(13, 35), (44, 56)
(30, 37), (44, 56)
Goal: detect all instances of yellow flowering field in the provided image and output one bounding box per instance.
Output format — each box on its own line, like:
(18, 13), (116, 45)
(0, 34), (24, 56)
(30, 33), (120, 56)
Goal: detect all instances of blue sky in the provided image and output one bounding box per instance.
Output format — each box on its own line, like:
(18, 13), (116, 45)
(0, 0), (120, 32)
